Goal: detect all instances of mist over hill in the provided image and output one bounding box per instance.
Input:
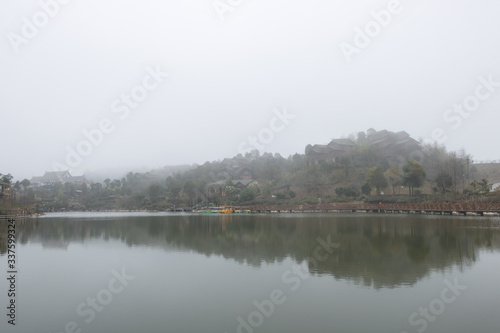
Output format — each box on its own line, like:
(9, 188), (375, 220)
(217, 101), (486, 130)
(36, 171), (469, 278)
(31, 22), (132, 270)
(2, 128), (499, 212)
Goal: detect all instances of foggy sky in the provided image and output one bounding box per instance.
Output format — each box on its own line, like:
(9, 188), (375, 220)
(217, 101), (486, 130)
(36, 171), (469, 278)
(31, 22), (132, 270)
(2, 0), (499, 181)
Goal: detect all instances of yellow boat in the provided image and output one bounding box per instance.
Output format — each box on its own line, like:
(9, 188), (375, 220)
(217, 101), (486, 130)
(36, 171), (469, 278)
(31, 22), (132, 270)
(219, 207), (235, 214)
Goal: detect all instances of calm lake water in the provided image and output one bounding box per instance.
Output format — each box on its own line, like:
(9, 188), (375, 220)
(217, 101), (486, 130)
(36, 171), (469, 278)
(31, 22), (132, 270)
(1, 212), (499, 333)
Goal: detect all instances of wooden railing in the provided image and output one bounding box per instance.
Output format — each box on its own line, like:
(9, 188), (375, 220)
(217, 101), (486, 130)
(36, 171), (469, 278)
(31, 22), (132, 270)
(245, 202), (500, 213)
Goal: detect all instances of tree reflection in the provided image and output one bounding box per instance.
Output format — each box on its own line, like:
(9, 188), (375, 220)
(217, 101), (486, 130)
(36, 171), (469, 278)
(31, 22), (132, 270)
(2, 215), (499, 288)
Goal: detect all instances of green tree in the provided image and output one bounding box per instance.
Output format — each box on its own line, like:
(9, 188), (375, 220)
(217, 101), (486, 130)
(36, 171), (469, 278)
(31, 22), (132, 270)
(367, 166), (388, 195)
(402, 160), (426, 196)
(435, 171), (452, 196)
(261, 181), (274, 199)
(21, 179), (30, 188)
(22, 188), (35, 204)
(183, 180), (196, 205)
(239, 188), (255, 203)
(78, 183), (89, 195)
(148, 183), (161, 203)
(112, 179), (122, 189)
(384, 168), (401, 195)
(62, 182), (75, 199)
(224, 180), (239, 203)
(338, 156), (351, 180)
(361, 183), (371, 196)
(1, 173), (13, 184)
(166, 177), (182, 203)
(469, 179), (489, 197)
(335, 186), (358, 198)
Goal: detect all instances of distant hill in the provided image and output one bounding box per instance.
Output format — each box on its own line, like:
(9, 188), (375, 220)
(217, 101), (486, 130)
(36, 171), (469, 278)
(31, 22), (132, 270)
(7, 128), (499, 211)
(84, 165), (194, 183)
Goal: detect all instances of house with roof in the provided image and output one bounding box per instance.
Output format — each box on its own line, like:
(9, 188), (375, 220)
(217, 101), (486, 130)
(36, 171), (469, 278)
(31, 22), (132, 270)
(305, 130), (420, 166)
(30, 171), (90, 188)
(212, 155), (255, 181)
(207, 179), (260, 196)
(305, 138), (355, 165)
(363, 130), (419, 158)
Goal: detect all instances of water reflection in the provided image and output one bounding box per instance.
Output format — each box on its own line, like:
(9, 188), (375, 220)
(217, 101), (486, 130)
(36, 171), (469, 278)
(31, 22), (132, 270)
(1, 214), (499, 289)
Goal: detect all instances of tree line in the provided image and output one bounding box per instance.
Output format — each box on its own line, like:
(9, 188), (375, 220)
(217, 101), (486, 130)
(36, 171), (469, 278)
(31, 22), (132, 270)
(1, 132), (498, 212)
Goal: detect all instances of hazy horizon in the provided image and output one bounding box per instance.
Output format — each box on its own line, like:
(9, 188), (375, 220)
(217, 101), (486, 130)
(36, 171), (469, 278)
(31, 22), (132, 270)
(5, 127), (496, 182)
(2, 0), (499, 181)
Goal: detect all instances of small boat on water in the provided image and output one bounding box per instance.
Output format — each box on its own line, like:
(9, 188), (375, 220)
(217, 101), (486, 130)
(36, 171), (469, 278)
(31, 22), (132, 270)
(219, 207), (235, 214)
(196, 207), (251, 214)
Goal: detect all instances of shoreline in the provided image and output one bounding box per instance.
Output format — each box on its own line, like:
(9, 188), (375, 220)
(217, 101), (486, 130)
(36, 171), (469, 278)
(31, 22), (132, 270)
(15, 204), (500, 218)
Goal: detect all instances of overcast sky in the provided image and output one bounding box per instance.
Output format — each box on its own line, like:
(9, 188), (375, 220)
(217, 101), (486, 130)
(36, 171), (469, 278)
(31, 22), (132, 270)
(1, 0), (499, 181)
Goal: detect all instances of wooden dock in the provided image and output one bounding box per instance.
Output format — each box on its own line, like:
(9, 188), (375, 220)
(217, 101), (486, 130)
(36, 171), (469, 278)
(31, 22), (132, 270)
(242, 203), (500, 216)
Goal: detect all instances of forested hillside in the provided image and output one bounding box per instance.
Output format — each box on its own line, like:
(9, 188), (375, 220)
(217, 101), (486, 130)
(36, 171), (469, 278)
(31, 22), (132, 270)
(2, 129), (499, 212)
